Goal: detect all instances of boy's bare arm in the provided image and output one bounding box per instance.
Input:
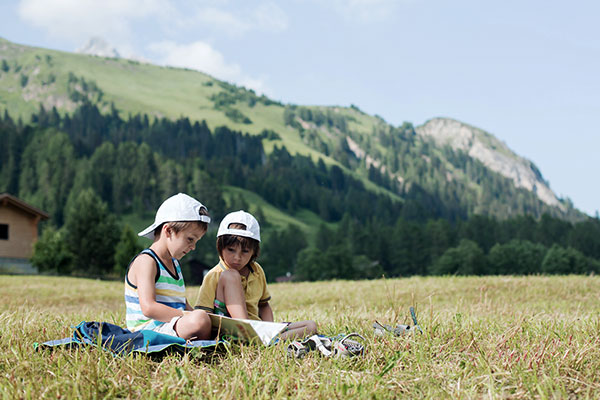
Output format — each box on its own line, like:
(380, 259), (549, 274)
(130, 256), (186, 322)
(258, 302), (274, 322)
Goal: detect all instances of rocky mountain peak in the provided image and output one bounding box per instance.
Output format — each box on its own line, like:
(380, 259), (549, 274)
(415, 117), (563, 210)
(76, 37), (120, 58)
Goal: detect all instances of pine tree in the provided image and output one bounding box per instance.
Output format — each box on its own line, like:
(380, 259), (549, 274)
(64, 189), (120, 276)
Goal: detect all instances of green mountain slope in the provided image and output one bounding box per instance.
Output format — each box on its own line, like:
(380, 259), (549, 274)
(0, 37), (583, 222)
(4, 38), (600, 282)
(0, 37), (314, 153)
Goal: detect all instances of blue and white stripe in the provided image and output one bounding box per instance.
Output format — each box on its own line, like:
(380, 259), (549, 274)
(124, 249), (186, 331)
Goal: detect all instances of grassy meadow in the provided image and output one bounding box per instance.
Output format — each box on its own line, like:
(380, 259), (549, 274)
(1, 274), (599, 399)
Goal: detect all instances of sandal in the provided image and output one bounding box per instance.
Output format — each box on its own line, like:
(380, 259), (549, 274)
(287, 340), (309, 358)
(303, 334), (333, 357)
(410, 306), (424, 333)
(287, 333), (365, 358)
(330, 333), (365, 357)
(287, 335), (332, 358)
(373, 321), (412, 336)
(374, 306), (423, 336)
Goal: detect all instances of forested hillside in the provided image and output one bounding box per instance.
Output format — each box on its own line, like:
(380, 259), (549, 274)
(1, 105), (600, 282)
(1, 37), (598, 281)
(0, 37), (583, 223)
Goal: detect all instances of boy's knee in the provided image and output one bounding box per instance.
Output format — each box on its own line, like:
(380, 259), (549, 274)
(306, 320), (318, 335)
(188, 309), (211, 330)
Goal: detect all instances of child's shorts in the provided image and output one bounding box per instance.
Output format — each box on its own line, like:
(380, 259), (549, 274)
(152, 315), (182, 337)
(214, 299), (231, 317)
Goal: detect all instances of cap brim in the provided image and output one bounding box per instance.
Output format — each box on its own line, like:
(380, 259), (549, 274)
(139, 216), (211, 239)
(138, 223), (159, 239)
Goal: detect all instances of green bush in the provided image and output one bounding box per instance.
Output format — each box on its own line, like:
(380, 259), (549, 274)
(31, 226), (73, 274)
(430, 239), (486, 275)
(223, 107), (252, 124)
(113, 224), (143, 277)
(488, 240), (547, 275)
(295, 243), (357, 281)
(295, 247), (324, 281)
(541, 245), (599, 275)
(20, 73), (28, 87)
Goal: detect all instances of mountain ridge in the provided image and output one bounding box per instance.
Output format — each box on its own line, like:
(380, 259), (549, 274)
(0, 37), (583, 221)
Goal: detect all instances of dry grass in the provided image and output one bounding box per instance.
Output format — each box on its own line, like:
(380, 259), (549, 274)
(1, 275), (599, 399)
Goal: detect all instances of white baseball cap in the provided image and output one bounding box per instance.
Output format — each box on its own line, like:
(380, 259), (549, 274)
(138, 193), (211, 239)
(217, 210), (260, 242)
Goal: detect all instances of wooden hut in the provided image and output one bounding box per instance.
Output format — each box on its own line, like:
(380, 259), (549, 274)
(0, 193), (49, 273)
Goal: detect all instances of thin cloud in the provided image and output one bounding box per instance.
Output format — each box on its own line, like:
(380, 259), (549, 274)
(16, 0), (278, 93)
(193, 7), (250, 36)
(187, 2), (289, 36)
(147, 40), (270, 95)
(329, 0), (406, 23)
(17, 0), (168, 40)
(253, 2), (289, 32)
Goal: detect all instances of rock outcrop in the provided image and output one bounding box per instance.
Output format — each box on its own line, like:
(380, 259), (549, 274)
(76, 37), (120, 58)
(416, 117), (563, 209)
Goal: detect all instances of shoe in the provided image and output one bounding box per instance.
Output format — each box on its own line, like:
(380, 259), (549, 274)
(288, 333), (365, 358)
(303, 334), (333, 357)
(331, 333), (365, 357)
(373, 307), (424, 337)
(410, 306), (424, 333)
(287, 340), (309, 358)
(374, 321), (412, 336)
(287, 335), (332, 358)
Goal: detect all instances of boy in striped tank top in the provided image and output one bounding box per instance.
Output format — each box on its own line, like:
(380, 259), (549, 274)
(124, 193), (212, 340)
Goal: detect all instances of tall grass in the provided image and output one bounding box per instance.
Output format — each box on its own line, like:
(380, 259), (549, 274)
(1, 275), (599, 398)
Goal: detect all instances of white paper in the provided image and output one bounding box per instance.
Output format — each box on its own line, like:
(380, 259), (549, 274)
(208, 313), (288, 346)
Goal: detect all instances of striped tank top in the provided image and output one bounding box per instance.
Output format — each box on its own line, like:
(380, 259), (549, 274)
(124, 249), (187, 331)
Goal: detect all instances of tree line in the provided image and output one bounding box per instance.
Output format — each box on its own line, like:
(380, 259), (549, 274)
(294, 214), (600, 281)
(1, 104), (599, 282)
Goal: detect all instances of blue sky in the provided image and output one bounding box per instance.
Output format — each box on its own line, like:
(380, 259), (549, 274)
(1, 0), (599, 216)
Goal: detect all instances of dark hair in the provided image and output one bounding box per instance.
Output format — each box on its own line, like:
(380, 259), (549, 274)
(216, 223), (260, 266)
(154, 206), (210, 239)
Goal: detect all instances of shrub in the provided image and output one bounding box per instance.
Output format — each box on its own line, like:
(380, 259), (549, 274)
(541, 245), (599, 275)
(31, 226), (73, 274)
(430, 239), (486, 275)
(64, 189), (120, 276)
(113, 225), (143, 276)
(488, 240), (547, 275)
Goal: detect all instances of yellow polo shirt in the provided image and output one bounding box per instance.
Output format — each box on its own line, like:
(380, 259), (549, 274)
(194, 259), (271, 320)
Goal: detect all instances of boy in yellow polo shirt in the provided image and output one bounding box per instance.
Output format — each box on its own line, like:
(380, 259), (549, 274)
(195, 210), (317, 341)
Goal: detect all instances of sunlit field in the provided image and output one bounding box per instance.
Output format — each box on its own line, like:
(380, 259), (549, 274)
(1, 275), (599, 399)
